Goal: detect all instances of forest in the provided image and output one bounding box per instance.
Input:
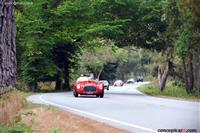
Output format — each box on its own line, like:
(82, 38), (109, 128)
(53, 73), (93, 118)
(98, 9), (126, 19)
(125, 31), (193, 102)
(0, 0), (200, 95)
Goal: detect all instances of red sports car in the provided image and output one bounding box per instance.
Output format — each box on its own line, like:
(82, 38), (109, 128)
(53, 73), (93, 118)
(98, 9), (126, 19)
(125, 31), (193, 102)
(73, 77), (104, 98)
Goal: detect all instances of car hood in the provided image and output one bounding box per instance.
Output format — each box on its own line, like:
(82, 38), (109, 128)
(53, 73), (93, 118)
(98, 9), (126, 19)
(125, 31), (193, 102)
(76, 80), (98, 86)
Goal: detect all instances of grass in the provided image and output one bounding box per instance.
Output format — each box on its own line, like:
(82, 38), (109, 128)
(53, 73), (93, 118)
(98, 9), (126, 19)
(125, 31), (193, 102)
(139, 81), (200, 100)
(0, 90), (31, 133)
(0, 123), (30, 133)
(0, 90), (130, 133)
(0, 90), (27, 125)
(21, 106), (130, 133)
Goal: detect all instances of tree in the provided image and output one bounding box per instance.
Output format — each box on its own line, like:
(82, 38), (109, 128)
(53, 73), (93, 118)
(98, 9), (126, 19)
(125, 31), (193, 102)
(52, 39), (79, 91)
(80, 38), (128, 80)
(0, 0), (17, 91)
(174, 0), (200, 93)
(16, 0), (57, 91)
(115, 48), (152, 81)
(17, 0), (133, 91)
(131, 0), (169, 91)
(15, 0), (199, 94)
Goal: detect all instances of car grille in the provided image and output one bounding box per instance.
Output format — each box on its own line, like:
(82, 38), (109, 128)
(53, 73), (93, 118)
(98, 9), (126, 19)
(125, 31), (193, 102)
(84, 86), (96, 92)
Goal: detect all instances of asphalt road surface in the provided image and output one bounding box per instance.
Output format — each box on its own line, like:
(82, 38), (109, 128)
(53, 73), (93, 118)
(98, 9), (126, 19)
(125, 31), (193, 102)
(27, 82), (200, 133)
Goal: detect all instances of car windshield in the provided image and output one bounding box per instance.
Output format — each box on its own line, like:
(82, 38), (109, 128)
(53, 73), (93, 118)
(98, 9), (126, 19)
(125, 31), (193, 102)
(104, 81), (108, 84)
(77, 77), (89, 82)
(100, 80), (108, 84)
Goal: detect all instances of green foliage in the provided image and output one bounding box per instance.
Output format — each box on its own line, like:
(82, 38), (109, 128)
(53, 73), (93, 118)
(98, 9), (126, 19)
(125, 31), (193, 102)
(53, 128), (59, 133)
(144, 75), (155, 81)
(21, 56), (58, 84)
(131, 0), (166, 51)
(79, 38), (128, 79)
(116, 48), (152, 80)
(16, 0), (83, 89)
(0, 123), (30, 133)
(139, 82), (200, 99)
(16, 0), (133, 88)
(173, 0), (199, 58)
(175, 27), (197, 58)
(16, 0), (57, 86)
(15, 0), (200, 93)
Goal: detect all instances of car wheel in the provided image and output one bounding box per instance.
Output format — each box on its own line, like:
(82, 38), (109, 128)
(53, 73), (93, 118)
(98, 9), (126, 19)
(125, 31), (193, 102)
(96, 94), (99, 97)
(99, 93), (104, 98)
(73, 90), (78, 97)
(107, 87), (109, 90)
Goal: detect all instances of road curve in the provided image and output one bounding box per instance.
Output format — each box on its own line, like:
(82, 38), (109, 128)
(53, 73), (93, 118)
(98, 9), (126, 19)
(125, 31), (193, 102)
(27, 82), (200, 133)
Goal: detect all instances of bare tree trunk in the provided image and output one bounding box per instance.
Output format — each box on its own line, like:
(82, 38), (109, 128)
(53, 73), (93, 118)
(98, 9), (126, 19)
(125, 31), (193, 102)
(182, 54), (194, 93)
(158, 60), (171, 91)
(55, 70), (62, 90)
(91, 71), (97, 80)
(188, 53), (194, 93)
(182, 57), (189, 92)
(158, 65), (162, 85)
(97, 67), (103, 80)
(0, 0), (17, 90)
(193, 51), (200, 94)
(30, 83), (37, 92)
(63, 62), (70, 91)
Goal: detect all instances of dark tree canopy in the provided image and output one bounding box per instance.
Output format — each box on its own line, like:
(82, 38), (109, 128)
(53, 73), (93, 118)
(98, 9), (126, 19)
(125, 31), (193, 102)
(14, 0), (200, 94)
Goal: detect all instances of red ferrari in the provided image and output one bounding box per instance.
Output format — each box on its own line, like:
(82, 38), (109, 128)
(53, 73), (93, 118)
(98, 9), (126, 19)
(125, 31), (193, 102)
(73, 76), (104, 98)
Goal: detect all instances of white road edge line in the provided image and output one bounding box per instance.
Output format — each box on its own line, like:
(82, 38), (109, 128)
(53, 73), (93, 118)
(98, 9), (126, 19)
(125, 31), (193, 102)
(39, 94), (157, 133)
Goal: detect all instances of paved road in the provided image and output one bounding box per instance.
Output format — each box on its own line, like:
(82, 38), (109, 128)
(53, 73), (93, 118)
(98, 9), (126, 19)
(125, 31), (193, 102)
(27, 82), (200, 133)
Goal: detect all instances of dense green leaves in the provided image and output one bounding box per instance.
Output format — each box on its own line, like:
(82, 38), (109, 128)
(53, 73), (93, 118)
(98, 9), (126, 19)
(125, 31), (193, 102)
(79, 38), (128, 79)
(15, 0), (200, 93)
(175, 27), (197, 57)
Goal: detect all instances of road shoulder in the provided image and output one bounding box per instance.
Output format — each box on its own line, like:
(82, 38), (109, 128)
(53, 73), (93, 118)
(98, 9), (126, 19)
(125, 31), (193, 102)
(22, 105), (130, 133)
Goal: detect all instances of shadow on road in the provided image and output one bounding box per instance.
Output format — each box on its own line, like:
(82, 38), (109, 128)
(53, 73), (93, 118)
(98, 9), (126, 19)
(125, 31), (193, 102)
(106, 92), (145, 96)
(77, 95), (99, 98)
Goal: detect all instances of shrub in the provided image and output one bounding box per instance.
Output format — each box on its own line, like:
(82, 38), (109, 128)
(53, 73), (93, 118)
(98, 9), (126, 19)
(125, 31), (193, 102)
(0, 122), (30, 133)
(0, 90), (27, 125)
(139, 82), (200, 100)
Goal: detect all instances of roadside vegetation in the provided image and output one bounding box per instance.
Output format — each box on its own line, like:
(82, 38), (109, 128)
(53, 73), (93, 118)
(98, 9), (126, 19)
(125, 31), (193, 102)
(139, 81), (200, 100)
(22, 106), (129, 133)
(0, 90), (129, 133)
(0, 90), (30, 133)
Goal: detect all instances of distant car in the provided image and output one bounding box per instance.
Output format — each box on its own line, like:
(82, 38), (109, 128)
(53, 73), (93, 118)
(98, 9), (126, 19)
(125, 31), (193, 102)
(114, 80), (124, 86)
(126, 79), (135, 84)
(137, 76), (144, 82)
(100, 80), (109, 90)
(73, 77), (104, 98)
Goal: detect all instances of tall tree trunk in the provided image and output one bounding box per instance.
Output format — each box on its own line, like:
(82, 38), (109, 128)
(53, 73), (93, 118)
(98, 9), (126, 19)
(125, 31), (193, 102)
(157, 65), (162, 85)
(63, 62), (70, 91)
(92, 71), (98, 80)
(182, 57), (189, 92)
(55, 70), (62, 90)
(0, 0), (17, 90)
(97, 67), (103, 80)
(30, 83), (37, 92)
(193, 51), (200, 93)
(182, 54), (194, 93)
(158, 60), (171, 91)
(188, 53), (194, 93)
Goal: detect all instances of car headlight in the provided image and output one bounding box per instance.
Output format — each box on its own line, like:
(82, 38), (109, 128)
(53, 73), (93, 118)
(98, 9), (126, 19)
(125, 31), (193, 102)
(99, 84), (103, 90)
(77, 84), (81, 89)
